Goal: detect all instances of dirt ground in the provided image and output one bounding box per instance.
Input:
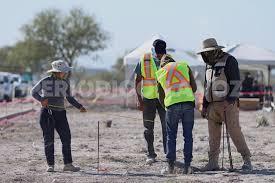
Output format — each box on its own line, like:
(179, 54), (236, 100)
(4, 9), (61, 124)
(0, 102), (35, 117)
(0, 106), (275, 183)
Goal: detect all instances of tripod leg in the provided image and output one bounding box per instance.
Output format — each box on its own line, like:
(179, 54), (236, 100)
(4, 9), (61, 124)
(222, 122), (225, 170)
(97, 121), (100, 172)
(224, 111), (234, 171)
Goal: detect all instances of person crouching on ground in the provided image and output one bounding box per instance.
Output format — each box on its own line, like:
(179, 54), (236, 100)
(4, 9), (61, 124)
(31, 60), (87, 172)
(156, 54), (197, 174)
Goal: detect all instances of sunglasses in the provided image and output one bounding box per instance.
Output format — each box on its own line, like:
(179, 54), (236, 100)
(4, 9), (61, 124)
(202, 50), (215, 56)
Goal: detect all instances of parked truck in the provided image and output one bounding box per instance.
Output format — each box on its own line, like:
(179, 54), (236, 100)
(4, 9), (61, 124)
(0, 72), (14, 102)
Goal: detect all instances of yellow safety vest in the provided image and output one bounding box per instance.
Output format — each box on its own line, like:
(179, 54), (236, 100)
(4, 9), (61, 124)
(156, 62), (195, 107)
(141, 53), (158, 99)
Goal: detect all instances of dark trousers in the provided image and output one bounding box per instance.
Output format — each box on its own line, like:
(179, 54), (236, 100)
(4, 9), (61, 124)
(166, 102), (194, 166)
(143, 98), (167, 158)
(39, 108), (72, 166)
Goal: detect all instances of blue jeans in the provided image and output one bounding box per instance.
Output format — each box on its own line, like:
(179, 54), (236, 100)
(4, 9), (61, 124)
(166, 102), (194, 166)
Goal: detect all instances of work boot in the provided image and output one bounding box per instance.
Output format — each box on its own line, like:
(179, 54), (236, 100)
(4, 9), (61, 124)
(242, 156), (253, 171)
(184, 166), (194, 174)
(201, 157), (220, 171)
(145, 157), (156, 165)
(63, 163), (80, 172)
(46, 165), (54, 172)
(161, 161), (175, 174)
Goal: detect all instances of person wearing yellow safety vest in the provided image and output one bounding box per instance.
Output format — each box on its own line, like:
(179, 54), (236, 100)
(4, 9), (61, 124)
(156, 54), (197, 174)
(134, 39), (167, 164)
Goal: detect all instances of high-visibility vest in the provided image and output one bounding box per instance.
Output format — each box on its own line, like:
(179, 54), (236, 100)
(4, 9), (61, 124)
(141, 53), (158, 99)
(156, 62), (195, 107)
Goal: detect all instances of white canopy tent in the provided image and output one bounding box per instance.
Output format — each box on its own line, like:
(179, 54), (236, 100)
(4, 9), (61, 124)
(225, 44), (275, 85)
(124, 34), (204, 81)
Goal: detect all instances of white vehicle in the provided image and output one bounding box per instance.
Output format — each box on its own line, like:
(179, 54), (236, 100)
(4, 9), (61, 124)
(10, 74), (29, 97)
(0, 72), (14, 102)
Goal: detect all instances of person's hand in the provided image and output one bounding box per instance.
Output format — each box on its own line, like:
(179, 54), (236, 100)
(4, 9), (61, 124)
(137, 99), (144, 111)
(201, 107), (207, 119)
(80, 107), (87, 112)
(41, 99), (48, 108)
(224, 100), (234, 111)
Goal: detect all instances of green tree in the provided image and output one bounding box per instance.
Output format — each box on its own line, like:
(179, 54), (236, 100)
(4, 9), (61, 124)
(20, 8), (109, 69)
(0, 46), (25, 72)
(6, 40), (55, 72)
(88, 56), (125, 83)
(111, 57), (125, 83)
(0, 46), (11, 59)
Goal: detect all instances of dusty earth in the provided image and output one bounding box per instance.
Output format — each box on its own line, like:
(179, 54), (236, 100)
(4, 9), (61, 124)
(0, 105), (275, 183)
(0, 101), (35, 118)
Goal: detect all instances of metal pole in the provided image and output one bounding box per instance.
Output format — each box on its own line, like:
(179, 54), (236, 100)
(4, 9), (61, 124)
(97, 121), (100, 173)
(5, 101), (8, 124)
(222, 122), (225, 170)
(224, 110), (233, 171)
(20, 99), (23, 121)
(268, 65), (271, 86)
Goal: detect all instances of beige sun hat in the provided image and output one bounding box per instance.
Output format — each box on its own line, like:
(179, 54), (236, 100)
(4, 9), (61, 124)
(197, 38), (224, 54)
(47, 60), (72, 73)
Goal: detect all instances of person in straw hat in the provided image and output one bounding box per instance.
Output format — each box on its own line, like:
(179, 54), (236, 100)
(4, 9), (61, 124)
(197, 38), (252, 171)
(31, 60), (87, 172)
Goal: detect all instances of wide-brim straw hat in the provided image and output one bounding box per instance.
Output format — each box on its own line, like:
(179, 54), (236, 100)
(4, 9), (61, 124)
(197, 38), (224, 54)
(47, 60), (72, 73)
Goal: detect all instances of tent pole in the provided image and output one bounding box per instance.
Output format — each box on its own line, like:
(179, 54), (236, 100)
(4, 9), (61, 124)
(268, 65), (271, 86)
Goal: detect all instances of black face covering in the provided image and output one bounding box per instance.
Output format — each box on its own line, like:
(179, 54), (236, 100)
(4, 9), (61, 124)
(201, 50), (223, 65)
(201, 52), (210, 64)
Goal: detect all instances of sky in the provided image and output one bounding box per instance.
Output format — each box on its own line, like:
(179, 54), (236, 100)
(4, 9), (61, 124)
(0, 0), (275, 69)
